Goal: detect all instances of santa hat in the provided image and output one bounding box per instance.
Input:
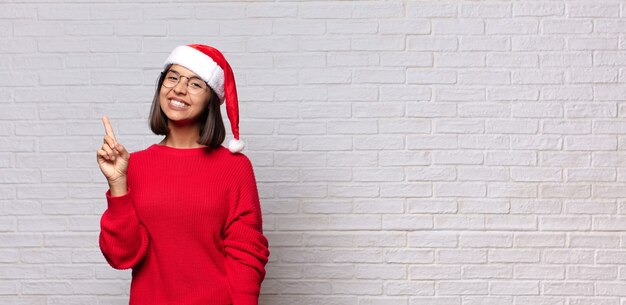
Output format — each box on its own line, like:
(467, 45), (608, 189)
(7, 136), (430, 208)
(163, 44), (244, 153)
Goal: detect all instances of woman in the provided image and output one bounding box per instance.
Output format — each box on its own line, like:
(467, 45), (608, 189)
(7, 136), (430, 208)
(96, 44), (269, 305)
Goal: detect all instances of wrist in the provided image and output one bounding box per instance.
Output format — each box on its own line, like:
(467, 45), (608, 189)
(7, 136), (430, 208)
(108, 176), (127, 187)
(108, 178), (128, 197)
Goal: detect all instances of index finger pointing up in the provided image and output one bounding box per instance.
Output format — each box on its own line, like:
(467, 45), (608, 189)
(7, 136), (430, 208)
(102, 116), (117, 142)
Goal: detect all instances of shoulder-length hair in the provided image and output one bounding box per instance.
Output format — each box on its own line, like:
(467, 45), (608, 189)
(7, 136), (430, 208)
(148, 64), (226, 149)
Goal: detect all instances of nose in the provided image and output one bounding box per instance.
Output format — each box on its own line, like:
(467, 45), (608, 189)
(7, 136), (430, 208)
(173, 77), (188, 94)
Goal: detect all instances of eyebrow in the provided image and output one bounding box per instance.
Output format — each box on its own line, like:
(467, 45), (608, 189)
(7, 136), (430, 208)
(167, 69), (201, 79)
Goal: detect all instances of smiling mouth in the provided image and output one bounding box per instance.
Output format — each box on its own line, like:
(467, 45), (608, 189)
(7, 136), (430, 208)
(169, 99), (189, 108)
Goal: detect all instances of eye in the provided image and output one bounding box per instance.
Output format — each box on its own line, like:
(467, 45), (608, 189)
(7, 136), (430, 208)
(190, 80), (204, 89)
(165, 71), (180, 80)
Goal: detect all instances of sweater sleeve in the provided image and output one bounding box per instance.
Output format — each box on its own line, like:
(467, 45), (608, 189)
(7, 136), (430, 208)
(223, 159), (270, 305)
(99, 187), (150, 270)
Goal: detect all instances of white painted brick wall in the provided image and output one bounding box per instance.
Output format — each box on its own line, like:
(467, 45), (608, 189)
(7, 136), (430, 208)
(3, 0), (626, 304)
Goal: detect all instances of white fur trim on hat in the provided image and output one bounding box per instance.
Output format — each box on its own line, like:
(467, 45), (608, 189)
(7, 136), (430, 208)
(163, 45), (226, 101)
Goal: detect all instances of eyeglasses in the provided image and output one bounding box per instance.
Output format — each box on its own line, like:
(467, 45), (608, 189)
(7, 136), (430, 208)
(161, 70), (209, 95)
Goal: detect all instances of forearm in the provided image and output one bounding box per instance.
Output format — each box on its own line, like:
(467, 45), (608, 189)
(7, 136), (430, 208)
(100, 187), (150, 269)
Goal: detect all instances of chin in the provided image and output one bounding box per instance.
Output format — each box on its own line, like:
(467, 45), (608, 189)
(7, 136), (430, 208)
(164, 111), (202, 126)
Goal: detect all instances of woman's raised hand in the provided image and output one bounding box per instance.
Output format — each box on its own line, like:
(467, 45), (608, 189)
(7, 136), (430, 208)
(97, 116), (130, 186)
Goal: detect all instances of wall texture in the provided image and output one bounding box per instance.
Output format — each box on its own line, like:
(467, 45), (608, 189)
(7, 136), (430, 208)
(2, 0), (626, 304)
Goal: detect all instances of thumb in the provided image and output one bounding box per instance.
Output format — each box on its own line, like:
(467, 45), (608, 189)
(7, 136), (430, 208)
(115, 143), (130, 160)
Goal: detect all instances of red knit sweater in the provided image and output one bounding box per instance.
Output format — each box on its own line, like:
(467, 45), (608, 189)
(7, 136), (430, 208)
(99, 144), (269, 305)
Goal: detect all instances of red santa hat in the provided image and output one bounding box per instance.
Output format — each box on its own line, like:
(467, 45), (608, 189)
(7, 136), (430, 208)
(163, 44), (244, 153)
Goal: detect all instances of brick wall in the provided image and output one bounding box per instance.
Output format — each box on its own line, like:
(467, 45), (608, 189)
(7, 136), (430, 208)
(2, 1), (626, 304)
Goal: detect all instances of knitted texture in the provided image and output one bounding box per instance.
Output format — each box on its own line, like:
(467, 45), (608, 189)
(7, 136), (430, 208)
(99, 144), (269, 305)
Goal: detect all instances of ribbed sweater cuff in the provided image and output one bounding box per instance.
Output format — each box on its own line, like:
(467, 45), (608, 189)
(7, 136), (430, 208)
(231, 292), (258, 305)
(105, 187), (132, 215)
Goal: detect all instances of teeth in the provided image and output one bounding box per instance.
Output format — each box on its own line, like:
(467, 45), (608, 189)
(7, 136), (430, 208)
(169, 99), (188, 108)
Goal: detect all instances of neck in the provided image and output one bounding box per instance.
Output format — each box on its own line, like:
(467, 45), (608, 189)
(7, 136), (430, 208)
(160, 122), (205, 148)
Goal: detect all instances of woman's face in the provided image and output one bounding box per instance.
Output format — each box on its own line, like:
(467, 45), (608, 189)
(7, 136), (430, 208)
(159, 64), (212, 126)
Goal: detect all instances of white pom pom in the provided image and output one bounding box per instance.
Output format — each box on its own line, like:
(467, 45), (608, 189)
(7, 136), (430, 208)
(228, 139), (245, 153)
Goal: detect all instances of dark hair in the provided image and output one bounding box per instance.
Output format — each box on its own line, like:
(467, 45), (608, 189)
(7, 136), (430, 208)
(149, 64), (226, 149)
